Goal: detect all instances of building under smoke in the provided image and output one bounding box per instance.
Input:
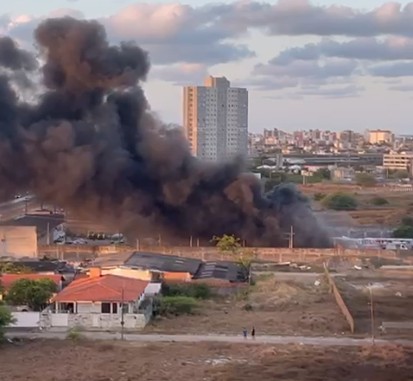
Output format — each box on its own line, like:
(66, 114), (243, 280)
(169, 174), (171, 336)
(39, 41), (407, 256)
(0, 17), (330, 248)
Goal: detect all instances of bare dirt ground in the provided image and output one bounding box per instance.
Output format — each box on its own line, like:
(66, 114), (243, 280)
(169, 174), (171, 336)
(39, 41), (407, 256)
(146, 276), (349, 336)
(1, 340), (412, 381)
(336, 273), (413, 337)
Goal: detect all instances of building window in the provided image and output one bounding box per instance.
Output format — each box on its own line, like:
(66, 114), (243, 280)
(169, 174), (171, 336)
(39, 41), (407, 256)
(101, 303), (111, 314)
(112, 303), (118, 314)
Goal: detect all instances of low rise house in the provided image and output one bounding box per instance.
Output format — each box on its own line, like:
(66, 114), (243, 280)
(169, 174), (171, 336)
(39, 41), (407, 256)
(87, 251), (248, 284)
(40, 270), (153, 330)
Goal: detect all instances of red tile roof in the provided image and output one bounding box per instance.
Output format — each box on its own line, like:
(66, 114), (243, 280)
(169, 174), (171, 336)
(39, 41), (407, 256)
(0, 274), (63, 290)
(53, 275), (148, 303)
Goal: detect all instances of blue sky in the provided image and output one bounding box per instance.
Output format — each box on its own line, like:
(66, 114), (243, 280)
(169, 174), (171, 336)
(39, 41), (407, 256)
(2, 1), (413, 134)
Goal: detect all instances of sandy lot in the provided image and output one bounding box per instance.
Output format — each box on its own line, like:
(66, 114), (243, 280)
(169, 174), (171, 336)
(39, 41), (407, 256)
(146, 276), (349, 336)
(0, 340), (412, 381)
(337, 273), (413, 336)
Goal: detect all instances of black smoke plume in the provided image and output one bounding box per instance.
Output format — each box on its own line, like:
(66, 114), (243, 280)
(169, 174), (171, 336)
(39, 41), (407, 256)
(0, 18), (330, 247)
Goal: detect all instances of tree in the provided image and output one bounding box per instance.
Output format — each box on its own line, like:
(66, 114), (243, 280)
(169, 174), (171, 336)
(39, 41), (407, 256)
(314, 168), (331, 180)
(393, 225), (413, 239)
(322, 193), (358, 211)
(388, 169), (409, 179)
(212, 235), (256, 283)
(6, 279), (57, 311)
(212, 234), (241, 253)
(401, 217), (413, 226)
(355, 173), (377, 187)
(0, 305), (14, 340)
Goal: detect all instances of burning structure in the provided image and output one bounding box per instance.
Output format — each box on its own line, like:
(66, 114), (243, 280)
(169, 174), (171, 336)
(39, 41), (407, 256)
(0, 17), (330, 247)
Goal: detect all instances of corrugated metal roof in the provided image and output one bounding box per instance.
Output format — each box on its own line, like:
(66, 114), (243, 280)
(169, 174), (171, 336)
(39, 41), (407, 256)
(194, 261), (247, 282)
(124, 251), (202, 275)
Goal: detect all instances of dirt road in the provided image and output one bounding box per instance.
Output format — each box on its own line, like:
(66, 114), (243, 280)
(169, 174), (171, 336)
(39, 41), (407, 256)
(6, 331), (413, 347)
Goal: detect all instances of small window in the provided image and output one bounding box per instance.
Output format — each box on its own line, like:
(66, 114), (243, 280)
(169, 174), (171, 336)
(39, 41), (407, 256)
(121, 303), (129, 314)
(112, 303), (118, 314)
(101, 303), (111, 314)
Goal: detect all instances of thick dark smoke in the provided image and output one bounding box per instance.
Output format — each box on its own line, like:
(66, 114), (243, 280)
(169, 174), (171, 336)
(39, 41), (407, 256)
(0, 18), (330, 248)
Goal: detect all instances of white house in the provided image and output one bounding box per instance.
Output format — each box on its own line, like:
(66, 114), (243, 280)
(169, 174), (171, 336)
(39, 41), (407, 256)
(40, 270), (154, 330)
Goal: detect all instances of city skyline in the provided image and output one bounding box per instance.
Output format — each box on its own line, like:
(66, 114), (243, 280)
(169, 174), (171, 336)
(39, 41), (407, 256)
(2, 1), (413, 133)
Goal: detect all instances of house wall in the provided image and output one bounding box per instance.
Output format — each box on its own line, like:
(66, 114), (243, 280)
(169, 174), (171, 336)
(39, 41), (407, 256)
(10, 312), (40, 328)
(40, 310), (150, 330)
(76, 302), (102, 314)
(145, 283), (162, 296)
(100, 267), (153, 281)
(41, 295), (152, 330)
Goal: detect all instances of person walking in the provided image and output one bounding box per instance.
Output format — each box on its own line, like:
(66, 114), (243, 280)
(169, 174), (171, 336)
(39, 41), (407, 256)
(251, 326), (255, 339)
(242, 328), (248, 339)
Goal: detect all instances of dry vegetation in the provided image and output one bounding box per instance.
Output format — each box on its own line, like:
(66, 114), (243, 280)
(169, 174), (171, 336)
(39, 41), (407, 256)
(336, 273), (413, 337)
(1, 340), (412, 381)
(146, 276), (349, 336)
(301, 184), (413, 226)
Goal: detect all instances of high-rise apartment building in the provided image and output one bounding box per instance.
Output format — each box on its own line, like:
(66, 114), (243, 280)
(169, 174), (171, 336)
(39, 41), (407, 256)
(183, 76), (248, 161)
(367, 129), (394, 145)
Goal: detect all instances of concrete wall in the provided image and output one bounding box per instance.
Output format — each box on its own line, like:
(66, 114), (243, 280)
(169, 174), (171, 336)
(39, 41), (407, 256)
(0, 226), (37, 258)
(38, 244), (411, 264)
(41, 311), (148, 330)
(324, 264), (355, 333)
(100, 267), (153, 281)
(10, 312), (40, 328)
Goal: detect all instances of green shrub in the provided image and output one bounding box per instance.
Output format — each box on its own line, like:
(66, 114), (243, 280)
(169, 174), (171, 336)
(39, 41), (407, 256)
(243, 303), (253, 311)
(156, 296), (198, 316)
(401, 217), (413, 226)
(322, 193), (358, 211)
(161, 283), (212, 299)
(355, 173), (377, 187)
(66, 328), (84, 342)
(0, 305), (14, 341)
(393, 225), (413, 239)
(370, 197), (389, 206)
(313, 192), (326, 201)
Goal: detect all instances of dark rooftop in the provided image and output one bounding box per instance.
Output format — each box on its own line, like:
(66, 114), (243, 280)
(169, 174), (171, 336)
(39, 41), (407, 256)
(124, 251), (203, 275)
(2, 260), (74, 274)
(194, 261), (248, 282)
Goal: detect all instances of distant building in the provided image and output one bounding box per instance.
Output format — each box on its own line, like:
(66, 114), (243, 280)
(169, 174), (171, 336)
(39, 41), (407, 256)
(383, 151), (413, 171)
(368, 129), (394, 145)
(183, 76), (248, 161)
(338, 130), (356, 144)
(0, 226), (37, 258)
(332, 167), (355, 181)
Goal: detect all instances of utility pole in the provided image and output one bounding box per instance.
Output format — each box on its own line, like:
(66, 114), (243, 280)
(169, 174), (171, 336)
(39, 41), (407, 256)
(46, 223), (50, 245)
(120, 287), (125, 341)
(136, 238), (140, 251)
(189, 236), (193, 247)
(368, 284), (375, 345)
(289, 225), (295, 249)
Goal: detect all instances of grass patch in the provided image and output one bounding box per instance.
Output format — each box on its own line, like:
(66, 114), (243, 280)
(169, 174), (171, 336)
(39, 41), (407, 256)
(162, 283), (212, 299)
(370, 196), (389, 206)
(156, 296), (198, 316)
